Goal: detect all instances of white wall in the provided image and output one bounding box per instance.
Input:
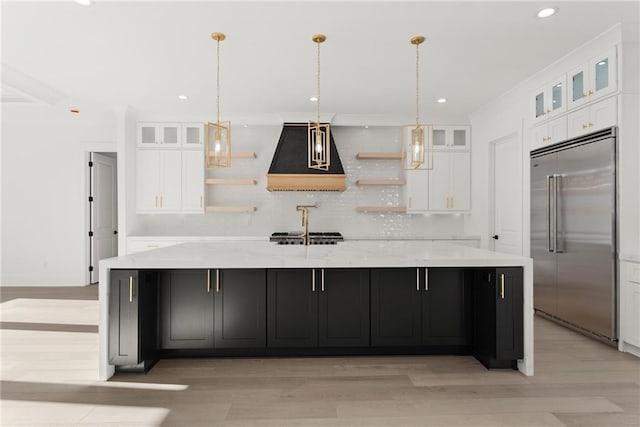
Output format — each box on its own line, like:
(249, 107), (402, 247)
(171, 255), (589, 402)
(130, 124), (467, 239)
(1, 104), (116, 285)
(467, 24), (639, 259)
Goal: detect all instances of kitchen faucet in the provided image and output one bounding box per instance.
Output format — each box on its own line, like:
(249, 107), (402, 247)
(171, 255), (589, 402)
(296, 203), (318, 246)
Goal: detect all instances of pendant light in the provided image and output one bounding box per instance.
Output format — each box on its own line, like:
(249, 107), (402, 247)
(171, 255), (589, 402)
(206, 32), (231, 168)
(409, 35), (432, 170)
(308, 34), (330, 171)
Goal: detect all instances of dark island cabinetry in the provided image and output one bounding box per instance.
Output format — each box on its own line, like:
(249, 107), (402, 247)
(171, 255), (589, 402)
(267, 268), (370, 347)
(109, 265), (523, 373)
(371, 268), (472, 348)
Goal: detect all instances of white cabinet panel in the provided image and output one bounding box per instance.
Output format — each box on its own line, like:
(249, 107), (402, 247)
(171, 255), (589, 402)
(449, 152), (471, 211)
(532, 116), (567, 150)
(405, 170), (429, 214)
(182, 150), (204, 212)
(428, 152), (471, 213)
(136, 150), (183, 213)
(621, 261), (640, 349)
(428, 152), (451, 211)
(567, 96), (617, 139)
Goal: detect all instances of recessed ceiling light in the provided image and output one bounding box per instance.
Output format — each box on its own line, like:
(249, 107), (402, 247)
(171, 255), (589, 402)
(178, 95), (188, 100)
(75, 0), (93, 5)
(309, 96), (318, 102)
(537, 7), (556, 18)
(437, 98), (447, 104)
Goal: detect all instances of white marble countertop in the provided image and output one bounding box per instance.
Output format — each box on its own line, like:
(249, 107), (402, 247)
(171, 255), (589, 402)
(102, 240), (531, 270)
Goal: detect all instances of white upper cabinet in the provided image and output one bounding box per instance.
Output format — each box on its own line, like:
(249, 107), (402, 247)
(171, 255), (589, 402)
(182, 123), (205, 148)
(532, 116), (567, 150)
(533, 75), (566, 122)
(432, 125), (471, 151)
(405, 170), (429, 214)
(428, 151), (471, 213)
(568, 46), (617, 110)
(181, 150), (204, 213)
(567, 96), (617, 139)
(137, 122), (182, 148)
(136, 150), (182, 213)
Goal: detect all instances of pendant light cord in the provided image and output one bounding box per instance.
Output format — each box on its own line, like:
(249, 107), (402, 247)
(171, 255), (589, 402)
(316, 40), (321, 123)
(216, 38), (221, 126)
(415, 41), (420, 127)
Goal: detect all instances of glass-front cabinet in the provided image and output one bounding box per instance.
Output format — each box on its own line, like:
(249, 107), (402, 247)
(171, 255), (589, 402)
(568, 46), (617, 109)
(137, 123), (182, 148)
(533, 75), (566, 122)
(432, 125), (470, 151)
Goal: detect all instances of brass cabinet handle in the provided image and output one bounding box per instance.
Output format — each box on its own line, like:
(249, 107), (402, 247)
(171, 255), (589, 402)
(416, 268), (420, 291)
(321, 269), (325, 292)
(589, 122), (594, 127)
(216, 269), (220, 292)
(207, 270), (211, 293)
(129, 276), (134, 303)
(500, 273), (505, 299)
(312, 269), (316, 292)
(425, 268), (429, 291)
(582, 123), (589, 129)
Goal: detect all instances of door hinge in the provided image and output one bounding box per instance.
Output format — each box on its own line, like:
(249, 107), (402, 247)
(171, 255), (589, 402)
(88, 161), (94, 167)
(89, 265), (94, 272)
(88, 196), (94, 202)
(88, 231), (94, 237)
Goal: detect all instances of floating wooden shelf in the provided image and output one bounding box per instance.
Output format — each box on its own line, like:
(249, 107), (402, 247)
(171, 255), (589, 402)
(206, 151), (257, 159)
(356, 152), (405, 160)
(205, 178), (257, 185)
(206, 206), (257, 213)
(356, 179), (406, 186)
(356, 206), (407, 213)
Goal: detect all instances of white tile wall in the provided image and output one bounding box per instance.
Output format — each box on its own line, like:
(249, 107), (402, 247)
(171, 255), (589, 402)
(132, 125), (466, 238)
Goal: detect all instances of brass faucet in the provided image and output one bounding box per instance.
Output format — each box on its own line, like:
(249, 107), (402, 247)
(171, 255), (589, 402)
(296, 203), (318, 245)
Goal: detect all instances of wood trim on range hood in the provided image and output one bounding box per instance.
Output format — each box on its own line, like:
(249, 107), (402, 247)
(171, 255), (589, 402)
(267, 173), (346, 192)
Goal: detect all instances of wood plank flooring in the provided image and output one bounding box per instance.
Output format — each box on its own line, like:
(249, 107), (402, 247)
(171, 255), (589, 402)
(1, 285), (638, 426)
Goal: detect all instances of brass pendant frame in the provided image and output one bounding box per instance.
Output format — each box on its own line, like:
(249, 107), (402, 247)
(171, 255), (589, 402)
(205, 121), (231, 168)
(308, 121), (330, 171)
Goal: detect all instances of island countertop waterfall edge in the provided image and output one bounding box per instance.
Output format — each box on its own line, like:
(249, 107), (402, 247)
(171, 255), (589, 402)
(98, 240), (534, 380)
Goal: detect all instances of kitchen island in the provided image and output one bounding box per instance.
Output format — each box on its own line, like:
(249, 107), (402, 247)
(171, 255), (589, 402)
(98, 241), (533, 380)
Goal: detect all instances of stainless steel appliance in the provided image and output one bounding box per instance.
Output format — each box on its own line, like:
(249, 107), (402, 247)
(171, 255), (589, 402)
(530, 127), (617, 342)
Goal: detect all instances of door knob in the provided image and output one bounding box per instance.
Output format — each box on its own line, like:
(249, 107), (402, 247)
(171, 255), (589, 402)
(492, 235), (499, 240)
(113, 230), (118, 235)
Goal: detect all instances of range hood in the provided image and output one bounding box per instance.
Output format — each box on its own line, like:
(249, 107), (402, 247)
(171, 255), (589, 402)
(267, 123), (346, 191)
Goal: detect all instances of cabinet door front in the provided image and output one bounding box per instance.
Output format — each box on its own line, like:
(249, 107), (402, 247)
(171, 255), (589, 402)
(371, 268), (422, 346)
(136, 150), (160, 212)
(267, 269), (318, 347)
(160, 270), (214, 349)
(181, 150), (204, 212)
(428, 152), (451, 211)
(215, 269), (266, 348)
(109, 270), (140, 365)
(422, 268), (472, 346)
(318, 269), (370, 347)
(160, 151), (182, 211)
(495, 268), (524, 360)
(406, 170), (429, 214)
(449, 152), (471, 211)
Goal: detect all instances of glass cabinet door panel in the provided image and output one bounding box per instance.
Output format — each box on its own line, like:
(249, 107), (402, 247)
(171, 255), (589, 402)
(453, 129), (467, 146)
(595, 58), (609, 92)
(552, 83), (563, 111)
(572, 71), (585, 102)
(163, 126), (179, 145)
(535, 92), (545, 118)
(140, 126), (157, 145)
(433, 129), (446, 147)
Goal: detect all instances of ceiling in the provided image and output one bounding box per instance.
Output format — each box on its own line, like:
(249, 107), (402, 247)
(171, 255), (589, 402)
(2, 1), (638, 124)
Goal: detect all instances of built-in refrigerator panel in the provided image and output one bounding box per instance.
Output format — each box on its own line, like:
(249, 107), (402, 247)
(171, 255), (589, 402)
(531, 153), (558, 317)
(531, 127), (617, 342)
(555, 138), (616, 339)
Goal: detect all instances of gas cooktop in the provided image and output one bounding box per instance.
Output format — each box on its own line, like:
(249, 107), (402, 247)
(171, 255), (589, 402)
(270, 232), (344, 245)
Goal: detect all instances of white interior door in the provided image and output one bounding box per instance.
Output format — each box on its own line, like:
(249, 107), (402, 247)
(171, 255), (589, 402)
(91, 153), (118, 283)
(491, 133), (523, 255)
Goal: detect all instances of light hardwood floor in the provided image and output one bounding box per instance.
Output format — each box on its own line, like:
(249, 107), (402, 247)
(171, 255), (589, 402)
(1, 285), (638, 426)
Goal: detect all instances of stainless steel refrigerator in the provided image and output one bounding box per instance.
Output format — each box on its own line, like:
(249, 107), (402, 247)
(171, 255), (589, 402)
(531, 127), (617, 342)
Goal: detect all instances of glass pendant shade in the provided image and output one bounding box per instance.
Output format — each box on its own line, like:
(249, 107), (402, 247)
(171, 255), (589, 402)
(308, 121), (330, 170)
(410, 125), (425, 168)
(205, 121), (230, 168)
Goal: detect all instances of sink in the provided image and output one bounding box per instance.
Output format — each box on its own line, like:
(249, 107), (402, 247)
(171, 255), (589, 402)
(270, 232), (343, 245)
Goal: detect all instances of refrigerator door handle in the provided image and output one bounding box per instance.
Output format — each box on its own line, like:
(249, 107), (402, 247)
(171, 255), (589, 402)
(555, 174), (563, 253)
(547, 175), (554, 252)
